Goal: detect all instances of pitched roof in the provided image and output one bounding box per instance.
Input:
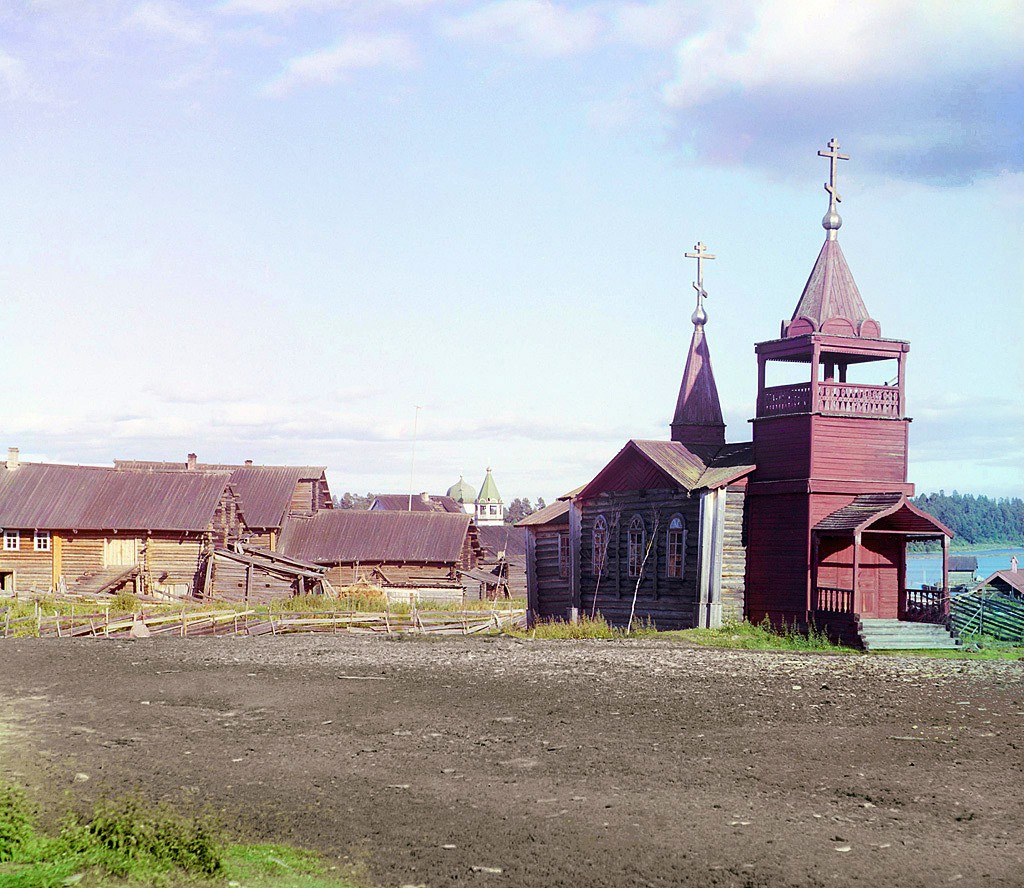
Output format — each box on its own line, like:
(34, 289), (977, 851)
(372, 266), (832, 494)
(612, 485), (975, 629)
(278, 510), (472, 564)
(476, 524), (528, 560)
(974, 570), (1024, 595)
(814, 493), (954, 537)
(372, 494), (463, 514)
(516, 499), (570, 527)
(576, 439), (755, 501)
(948, 555), (978, 573)
(671, 324), (725, 446)
(477, 468), (502, 503)
(783, 238), (881, 339)
(0, 463), (231, 532)
(115, 460), (328, 529)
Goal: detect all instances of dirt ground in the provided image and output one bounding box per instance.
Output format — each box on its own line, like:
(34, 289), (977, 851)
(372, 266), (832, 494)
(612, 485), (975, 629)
(0, 636), (1022, 888)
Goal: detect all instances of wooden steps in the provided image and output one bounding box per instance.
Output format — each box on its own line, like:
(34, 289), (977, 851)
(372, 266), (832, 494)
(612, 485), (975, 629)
(858, 618), (961, 651)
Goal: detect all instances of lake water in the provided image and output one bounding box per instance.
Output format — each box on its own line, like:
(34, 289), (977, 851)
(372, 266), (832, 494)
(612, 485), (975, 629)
(905, 548), (1024, 588)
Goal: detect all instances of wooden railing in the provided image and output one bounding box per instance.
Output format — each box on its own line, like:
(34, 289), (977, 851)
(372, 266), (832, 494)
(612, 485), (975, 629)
(813, 586), (854, 614)
(819, 382), (900, 417)
(759, 382), (900, 418)
(761, 383), (812, 415)
(902, 587), (949, 624)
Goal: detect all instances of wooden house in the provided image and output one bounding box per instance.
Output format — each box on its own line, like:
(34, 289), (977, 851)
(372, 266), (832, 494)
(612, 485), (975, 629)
(115, 455), (332, 550)
(970, 569), (1024, 599)
(948, 555), (978, 588)
(277, 510), (481, 602)
(0, 451), (244, 598)
(518, 497), (573, 621)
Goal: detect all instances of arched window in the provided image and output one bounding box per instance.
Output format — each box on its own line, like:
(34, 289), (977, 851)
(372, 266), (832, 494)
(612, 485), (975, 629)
(627, 515), (645, 578)
(666, 514), (686, 579)
(592, 515), (608, 574)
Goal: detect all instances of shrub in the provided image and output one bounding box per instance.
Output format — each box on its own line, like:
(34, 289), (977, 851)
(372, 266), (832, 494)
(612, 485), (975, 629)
(0, 783), (35, 862)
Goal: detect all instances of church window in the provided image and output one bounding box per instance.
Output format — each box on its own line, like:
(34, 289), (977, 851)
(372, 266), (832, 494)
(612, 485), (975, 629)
(558, 532), (571, 578)
(4, 530), (19, 551)
(592, 515), (608, 574)
(627, 515), (645, 578)
(666, 515), (686, 579)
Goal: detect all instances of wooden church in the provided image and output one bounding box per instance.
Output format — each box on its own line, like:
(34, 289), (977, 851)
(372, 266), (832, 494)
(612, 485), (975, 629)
(521, 140), (957, 648)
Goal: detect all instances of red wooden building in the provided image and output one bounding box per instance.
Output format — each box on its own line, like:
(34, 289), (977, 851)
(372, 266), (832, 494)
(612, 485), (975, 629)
(746, 139), (954, 646)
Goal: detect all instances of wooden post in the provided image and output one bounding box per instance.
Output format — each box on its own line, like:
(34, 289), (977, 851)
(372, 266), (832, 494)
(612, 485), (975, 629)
(851, 533), (861, 616)
(897, 352), (906, 418)
(244, 562), (252, 604)
(51, 533), (63, 590)
(810, 341), (821, 413)
(568, 499), (582, 621)
(809, 532), (819, 617)
(941, 534), (950, 620)
(756, 354), (767, 415)
(524, 530), (537, 623)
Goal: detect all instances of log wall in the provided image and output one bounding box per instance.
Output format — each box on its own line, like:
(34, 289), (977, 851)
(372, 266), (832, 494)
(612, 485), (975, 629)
(720, 486), (747, 622)
(579, 490), (702, 630)
(532, 527), (571, 620)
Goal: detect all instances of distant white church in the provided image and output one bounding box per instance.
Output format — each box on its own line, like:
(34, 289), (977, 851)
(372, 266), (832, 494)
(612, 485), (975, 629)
(447, 468), (504, 526)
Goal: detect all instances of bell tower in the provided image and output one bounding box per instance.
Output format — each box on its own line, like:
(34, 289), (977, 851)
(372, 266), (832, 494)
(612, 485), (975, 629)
(746, 139), (919, 636)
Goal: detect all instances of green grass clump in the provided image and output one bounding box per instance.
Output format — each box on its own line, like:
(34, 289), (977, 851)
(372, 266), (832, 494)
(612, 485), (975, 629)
(503, 614), (641, 639)
(0, 784), (360, 887)
(653, 618), (856, 653)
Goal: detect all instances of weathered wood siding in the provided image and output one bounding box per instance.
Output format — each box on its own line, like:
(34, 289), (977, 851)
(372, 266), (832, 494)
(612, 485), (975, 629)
(810, 416), (908, 483)
(579, 490), (702, 630)
(0, 534), (54, 591)
(533, 528), (571, 620)
(209, 556), (297, 604)
(145, 536), (206, 590)
(745, 492), (809, 625)
(324, 561), (457, 589)
(752, 416), (811, 481)
(721, 486), (747, 622)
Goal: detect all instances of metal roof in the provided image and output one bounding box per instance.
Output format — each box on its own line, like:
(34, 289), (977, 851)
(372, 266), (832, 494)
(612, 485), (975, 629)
(372, 494), (464, 513)
(114, 460), (328, 529)
(814, 493), (954, 537)
(278, 510), (473, 564)
(476, 468), (502, 504)
(0, 463), (231, 532)
(446, 475), (476, 504)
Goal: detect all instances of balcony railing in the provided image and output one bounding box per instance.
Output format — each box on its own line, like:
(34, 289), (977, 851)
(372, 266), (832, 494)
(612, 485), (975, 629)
(813, 586), (854, 614)
(902, 587), (949, 624)
(760, 382), (900, 418)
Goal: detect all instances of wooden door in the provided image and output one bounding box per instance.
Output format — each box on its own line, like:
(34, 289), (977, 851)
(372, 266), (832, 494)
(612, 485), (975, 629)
(104, 538), (138, 568)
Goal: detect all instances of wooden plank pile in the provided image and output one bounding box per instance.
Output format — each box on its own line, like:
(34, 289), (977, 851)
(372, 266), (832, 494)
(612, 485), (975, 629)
(1, 602), (527, 639)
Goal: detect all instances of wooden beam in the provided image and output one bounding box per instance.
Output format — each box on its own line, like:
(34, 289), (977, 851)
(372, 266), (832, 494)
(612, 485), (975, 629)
(852, 532), (861, 616)
(51, 533), (63, 590)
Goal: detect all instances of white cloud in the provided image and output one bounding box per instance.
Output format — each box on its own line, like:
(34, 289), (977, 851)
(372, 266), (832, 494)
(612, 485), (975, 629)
(266, 32), (417, 94)
(657, 0), (1024, 181)
(0, 49), (31, 100)
(220, 0), (444, 14)
(123, 1), (209, 44)
(610, 0), (697, 49)
(442, 0), (602, 57)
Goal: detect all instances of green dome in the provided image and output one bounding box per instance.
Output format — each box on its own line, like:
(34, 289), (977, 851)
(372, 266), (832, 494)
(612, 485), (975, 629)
(447, 475), (476, 504)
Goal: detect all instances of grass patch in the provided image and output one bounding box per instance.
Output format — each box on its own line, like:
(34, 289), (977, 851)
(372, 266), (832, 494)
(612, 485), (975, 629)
(502, 614), (652, 640)
(654, 619), (856, 653)
(0, 784), (359, 887)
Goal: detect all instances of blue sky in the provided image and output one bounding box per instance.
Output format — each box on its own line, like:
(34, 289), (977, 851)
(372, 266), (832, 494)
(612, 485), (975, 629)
(1, 0), (1022, 503)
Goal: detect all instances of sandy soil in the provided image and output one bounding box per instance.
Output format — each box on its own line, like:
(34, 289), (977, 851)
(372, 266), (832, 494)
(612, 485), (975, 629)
(1, 636), (1022, 887)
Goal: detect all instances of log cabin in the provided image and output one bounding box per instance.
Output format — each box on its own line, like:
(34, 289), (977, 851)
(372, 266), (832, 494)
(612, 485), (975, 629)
(0, 452), (244, 597)
(276, 510), (482, 602)
(114, 455), (332, 550)
(522, 139), (958, 648)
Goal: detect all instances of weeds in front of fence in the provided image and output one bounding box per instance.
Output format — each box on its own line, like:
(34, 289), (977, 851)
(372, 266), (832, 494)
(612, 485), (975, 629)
(0, 782), (358, 887)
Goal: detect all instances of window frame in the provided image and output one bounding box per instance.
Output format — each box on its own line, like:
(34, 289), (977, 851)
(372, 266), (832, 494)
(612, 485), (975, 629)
(558, 531), (571, 579)
(592, 514), (608, 575)
(33, 530), (51, 552)
(627, 515), (646, 578)
(3, 530), (20, 552)
(666, 514), (686, 579)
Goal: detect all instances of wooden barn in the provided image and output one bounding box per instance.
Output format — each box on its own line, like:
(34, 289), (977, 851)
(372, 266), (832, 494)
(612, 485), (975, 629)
(277, 510), (481, 602)
(0, 450), (244, 598)
(522, 139), (960, 648)
(115, 455), (332, 550)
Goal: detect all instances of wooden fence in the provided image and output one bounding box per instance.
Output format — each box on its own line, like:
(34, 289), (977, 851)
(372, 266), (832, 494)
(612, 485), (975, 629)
(1, 604), (527, 639)
(951, 591), (1024, 643)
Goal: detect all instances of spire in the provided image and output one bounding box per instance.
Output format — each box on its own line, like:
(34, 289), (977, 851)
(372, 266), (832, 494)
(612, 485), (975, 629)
(782, 139), (881, 339)
(671, 241), (725, 447)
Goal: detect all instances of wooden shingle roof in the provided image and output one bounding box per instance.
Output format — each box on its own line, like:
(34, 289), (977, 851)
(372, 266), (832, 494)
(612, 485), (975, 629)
(814, 493), (953, 537)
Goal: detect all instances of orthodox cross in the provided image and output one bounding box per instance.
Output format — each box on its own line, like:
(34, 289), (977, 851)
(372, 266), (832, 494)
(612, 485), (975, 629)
(818, 137), (849, 210)
(685, 241), (716, 318)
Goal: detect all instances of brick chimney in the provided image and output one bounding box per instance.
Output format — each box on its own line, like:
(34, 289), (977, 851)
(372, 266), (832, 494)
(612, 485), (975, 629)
(244, 459), (253, 466)
(6, 447), (19, 470)
(186, 452), (197, 470)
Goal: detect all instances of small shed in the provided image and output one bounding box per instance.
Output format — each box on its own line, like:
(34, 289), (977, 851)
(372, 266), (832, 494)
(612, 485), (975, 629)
(948, 555), (979, 588)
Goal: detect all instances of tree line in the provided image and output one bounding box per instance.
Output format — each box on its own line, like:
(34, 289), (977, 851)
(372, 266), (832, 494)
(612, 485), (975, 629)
(913, 491), (1024, 548)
